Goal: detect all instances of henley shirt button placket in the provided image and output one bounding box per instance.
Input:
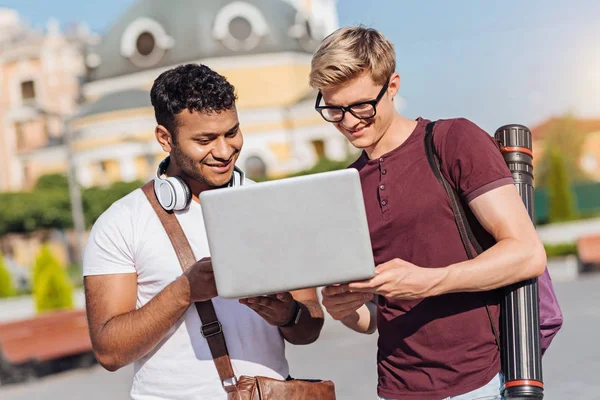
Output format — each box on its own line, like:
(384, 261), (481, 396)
(378, 157), (389, 211)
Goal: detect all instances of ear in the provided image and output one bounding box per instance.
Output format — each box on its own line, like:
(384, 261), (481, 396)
(155, 125), (173, 153)
(388, 72), (400, 98)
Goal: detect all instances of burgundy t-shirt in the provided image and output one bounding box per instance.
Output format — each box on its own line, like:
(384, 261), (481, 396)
(349, 117), (514, 400)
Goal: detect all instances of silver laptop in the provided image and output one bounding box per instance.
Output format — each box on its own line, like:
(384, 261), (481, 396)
(199, 168), (375, 299)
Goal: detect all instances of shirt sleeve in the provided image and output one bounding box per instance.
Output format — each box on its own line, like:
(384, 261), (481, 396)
(435, 118), (515, 202)
(82, 203), (137, 276)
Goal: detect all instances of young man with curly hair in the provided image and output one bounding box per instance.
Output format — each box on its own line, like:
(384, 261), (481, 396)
(311, 26), (547, 400)
(83, 64), (324, 400)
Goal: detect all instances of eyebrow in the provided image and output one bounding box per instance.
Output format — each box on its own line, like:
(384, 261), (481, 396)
(193, 122), (240, 137)
(324, 97), (373, 107)
(324, 99), (373, 107)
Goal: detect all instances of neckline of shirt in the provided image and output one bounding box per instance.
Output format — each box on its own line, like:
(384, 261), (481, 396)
(360, 117), (429, 166)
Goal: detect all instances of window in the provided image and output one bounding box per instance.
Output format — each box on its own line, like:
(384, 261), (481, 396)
(21, 80), (36, 102)
(136, 32), (156, 56)
(99, 160), (108, 173)
(312, 140), (326, 159)
(289, 12), (323, 52)
(22, 164), (31, 188)
(245, 156), (267, 180)
(229, 17), (252, 41)
(213, 2), (269, 51)
(15, 122), (26, 151)
(121, 18), (173, 68)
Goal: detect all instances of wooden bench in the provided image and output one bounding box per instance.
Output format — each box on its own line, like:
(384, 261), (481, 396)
(577, 234), (600, 272)
(0, 309), (94, 384)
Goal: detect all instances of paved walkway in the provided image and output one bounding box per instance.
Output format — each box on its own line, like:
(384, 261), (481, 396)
(1, 274), (598, 399)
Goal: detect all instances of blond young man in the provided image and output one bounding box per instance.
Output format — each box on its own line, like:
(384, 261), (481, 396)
(311, 26), (546, 400)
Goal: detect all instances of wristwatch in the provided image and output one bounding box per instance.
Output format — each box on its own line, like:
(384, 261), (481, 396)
(280, 300), (302, 328)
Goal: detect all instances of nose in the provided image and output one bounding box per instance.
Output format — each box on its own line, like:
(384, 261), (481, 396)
(212, 137), (234, 161)
(340, 111), (360, 129)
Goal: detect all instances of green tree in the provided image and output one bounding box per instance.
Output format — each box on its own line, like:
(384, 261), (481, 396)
(33, 245), (73, 313)
(82, 179), (144, 227)
(538, 113), (589, 187)
(547, 146), (578, 223)
(0, 177), (143, 236)
(0, 252), (16, 298)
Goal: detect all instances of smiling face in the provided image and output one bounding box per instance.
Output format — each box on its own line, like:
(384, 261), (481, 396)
(150, 64), (242, 192)
(157, 107), (243, 190)
(319, 72), (399, 153)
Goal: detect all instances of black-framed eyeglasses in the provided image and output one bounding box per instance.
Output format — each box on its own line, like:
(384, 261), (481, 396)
(314, 77), (390, 123)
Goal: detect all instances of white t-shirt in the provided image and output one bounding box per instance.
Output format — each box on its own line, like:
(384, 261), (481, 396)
(83, 185), (289, 400)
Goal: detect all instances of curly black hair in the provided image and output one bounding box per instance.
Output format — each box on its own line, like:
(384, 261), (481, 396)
(150, 63), (237, 137)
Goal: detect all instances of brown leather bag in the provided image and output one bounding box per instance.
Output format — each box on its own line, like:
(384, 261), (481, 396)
(142, 182), (336, 400)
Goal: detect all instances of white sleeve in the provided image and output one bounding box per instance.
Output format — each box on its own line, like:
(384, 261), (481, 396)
(83, 203), (136, 276)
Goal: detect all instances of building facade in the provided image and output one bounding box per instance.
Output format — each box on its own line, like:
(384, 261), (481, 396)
(0, 8), (92, 191)
(71, 0), (347, 187)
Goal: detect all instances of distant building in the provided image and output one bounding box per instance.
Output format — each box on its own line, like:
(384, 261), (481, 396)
(0, 8), (93, 191)
(71, 0), (347, 186)
(531, 117), (600, 181)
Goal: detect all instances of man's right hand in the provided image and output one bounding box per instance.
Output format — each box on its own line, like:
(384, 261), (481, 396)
(321, 285), (373, 321)
(182, 257), (218, 303)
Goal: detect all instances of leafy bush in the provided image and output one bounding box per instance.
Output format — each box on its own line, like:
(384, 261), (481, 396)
(33, 245), (73, 313)
(0, 252), (16, 298)
(544, 242), (578, 258)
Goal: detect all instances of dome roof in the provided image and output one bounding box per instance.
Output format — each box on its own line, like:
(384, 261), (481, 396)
(86, 0), (323, 81)
(75, 88), (151, 118)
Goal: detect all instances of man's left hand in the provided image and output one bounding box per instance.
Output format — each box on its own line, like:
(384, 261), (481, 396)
(344, 258), (446, 300)
(240, 292), (296, 326)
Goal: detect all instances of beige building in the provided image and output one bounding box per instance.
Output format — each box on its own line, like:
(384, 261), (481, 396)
(0, 8), (93, 192)
(70, 0), (348, 186)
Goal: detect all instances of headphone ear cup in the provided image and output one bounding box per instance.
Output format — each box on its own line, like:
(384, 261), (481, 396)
(155, 180), (177, 211)
(169, 176), (192, 210)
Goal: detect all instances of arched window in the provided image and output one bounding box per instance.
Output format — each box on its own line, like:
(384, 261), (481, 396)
(245, 155), (268, 180)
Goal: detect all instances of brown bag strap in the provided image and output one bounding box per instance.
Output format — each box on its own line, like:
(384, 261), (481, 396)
(141, 181), (238, 392)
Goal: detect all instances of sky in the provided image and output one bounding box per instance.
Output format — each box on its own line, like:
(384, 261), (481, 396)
(2, 0), (599, 133)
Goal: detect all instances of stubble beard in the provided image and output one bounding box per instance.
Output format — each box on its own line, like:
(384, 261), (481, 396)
(170, 145), (219, 188)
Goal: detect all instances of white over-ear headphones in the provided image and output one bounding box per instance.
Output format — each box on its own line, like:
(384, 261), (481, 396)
(153, 156), (245, 211)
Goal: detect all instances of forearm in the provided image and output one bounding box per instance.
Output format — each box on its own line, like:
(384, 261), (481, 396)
(435, 237), (546, 295)
(279, 300), (324, 345)
(341, 302), (377, 335)
(93, 276), (191, 370)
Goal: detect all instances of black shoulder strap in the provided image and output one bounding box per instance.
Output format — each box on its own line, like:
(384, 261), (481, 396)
(424, 122), (484, 256)
(424, 121), (500, 351)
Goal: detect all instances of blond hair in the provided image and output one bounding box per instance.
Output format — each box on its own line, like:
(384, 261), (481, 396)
(309, 25), (396, 90)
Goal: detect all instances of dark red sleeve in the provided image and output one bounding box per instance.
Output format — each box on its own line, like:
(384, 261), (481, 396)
(434, 118), (514, 202)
